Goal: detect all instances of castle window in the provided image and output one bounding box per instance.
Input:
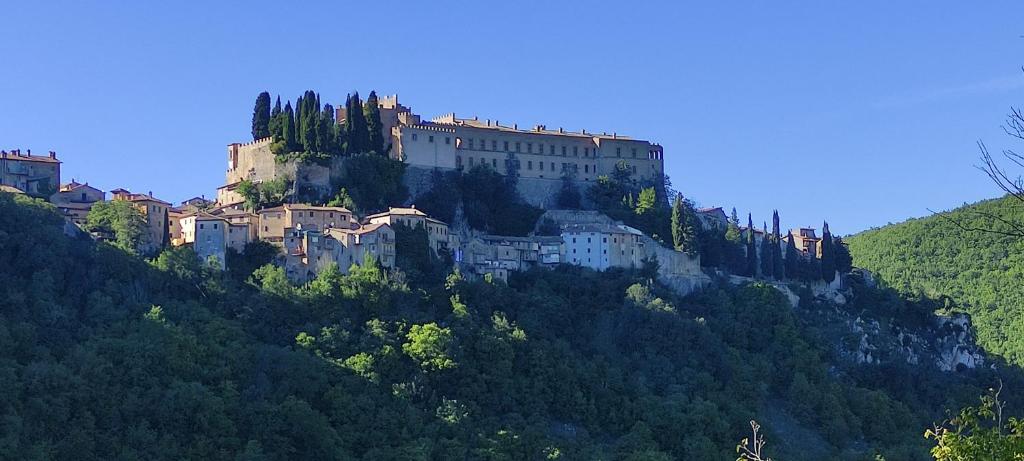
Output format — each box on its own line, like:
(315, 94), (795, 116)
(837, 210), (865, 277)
(515, 142), (521, 152)
(468, 138), (474, 149)
(584, 165), (589, 173)
(527, 143), (532, 153)
(632, 148), (637, 157)
(492, 140), (498, 150)
(492, 158), (497, 168)
(573, 146), (578, 156)
(584, 148), (589, 157)
(538, 162), (543, 171)
(445, 137), (451, 145)
(561, 146), (567, 156)
(412, 133), (418, 141)
(503, 141), (509, 151)
(550, 145), (555, 155)
(616, 148), (621, 157)
(200, 223), (205, 229)
(551, 162), (555, 171)
(527, 161), (532, 170)
(214, 223), (218, 229)
(428, 135), (434, 143)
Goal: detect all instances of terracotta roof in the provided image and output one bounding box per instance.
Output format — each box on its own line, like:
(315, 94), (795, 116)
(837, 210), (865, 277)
(331, 222), (390, 235)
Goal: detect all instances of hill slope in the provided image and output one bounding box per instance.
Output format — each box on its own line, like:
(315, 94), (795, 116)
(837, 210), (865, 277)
(847, 195), (1024, 366)
(0, 192), (1009, 460)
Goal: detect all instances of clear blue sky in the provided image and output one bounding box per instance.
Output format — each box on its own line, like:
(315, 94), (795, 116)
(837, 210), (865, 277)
(3, 2), (1023, 235)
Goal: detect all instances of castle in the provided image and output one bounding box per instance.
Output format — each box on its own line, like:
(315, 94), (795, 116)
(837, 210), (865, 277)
(216, 95), (666, 208)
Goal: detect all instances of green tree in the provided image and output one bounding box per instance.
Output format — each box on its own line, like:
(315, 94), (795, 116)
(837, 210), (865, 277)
(926, 387), (1024, 460)
(820, 221), (836, 283)
(268, 95), (283, 139)
(771, 210), (784, 280)
(344, 92), (370, 155)
(745, 214), (757, 277)
(251, 91), (271, 140)
(671, 193), (698, 256)
(86, 200), (149, 254)
(759, 222), (772, 279)
(282, 101), (298, 153)
(364, 91), (386, 155)
(784, 230), (799, 279)
(555, 173), (581, 209)
(403, 322), (456, 371)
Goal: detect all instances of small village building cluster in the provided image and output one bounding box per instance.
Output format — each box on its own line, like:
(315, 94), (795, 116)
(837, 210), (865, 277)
(6, 95), (827, 283)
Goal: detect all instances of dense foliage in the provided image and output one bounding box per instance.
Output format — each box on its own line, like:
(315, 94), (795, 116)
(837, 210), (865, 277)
(1, 192), (1012, 459)
(84, 199), (149, 254)
(846, 196), (1024, 366)
(416, 166), (544, 236)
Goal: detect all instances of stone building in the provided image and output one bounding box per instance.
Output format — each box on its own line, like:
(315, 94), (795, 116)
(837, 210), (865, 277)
(282, 223), (396, 282)
(459, 235), (564, 282)
(561, 223), (645, 271)
(0, 149), (60, 198)
(785, 227), (821, 258)
(365, 206), (457, 257)
(257, 204), (355, 243)
(111, 188), (172, 254)
(216, 137), (331, 206)
(177, 212), (230, 269)
(697, 207), (728, 229)
(50, 180), (104, 226)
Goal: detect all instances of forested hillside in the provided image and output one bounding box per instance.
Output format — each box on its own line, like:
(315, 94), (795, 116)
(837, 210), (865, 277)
(846, 196), (1024, 366)
(0, 191), (1010, 460)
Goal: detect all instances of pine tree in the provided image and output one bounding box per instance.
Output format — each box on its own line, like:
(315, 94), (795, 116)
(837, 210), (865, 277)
(759, 222), (772, 278)
(251, 92), (271, 140)
(365, 91), (386, 155)
(745, 213), (757, 277)
(820, 221), (836, 283)
(771, 210), (784, 280)
(268, 96), (284, 140)
(784, 230), (799, 278)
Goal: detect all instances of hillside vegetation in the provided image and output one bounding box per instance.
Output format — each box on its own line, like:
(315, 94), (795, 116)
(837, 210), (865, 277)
(846, 196), (1024, 366)
(0, 191), (1009, 460)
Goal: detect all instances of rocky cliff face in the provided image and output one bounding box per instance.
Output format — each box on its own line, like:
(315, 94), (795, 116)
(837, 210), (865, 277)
(797, 283), (986, 373)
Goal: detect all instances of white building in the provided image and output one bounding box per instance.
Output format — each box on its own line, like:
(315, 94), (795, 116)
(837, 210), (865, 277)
(561, 223), (644, 271)
(177, 212), (229, 269)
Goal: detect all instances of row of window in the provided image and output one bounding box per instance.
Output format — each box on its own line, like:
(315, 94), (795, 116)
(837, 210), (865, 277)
(409, 131), (661, 160)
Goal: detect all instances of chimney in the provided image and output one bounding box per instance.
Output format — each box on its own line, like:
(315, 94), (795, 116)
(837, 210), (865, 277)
(49, 151), (55, 159)
(558, 127), (564, 133)
(148, 190), (153, 198)
(26, 149), (31, 155)
(613, 132), (617, 139)
(513, 123), (518, 130)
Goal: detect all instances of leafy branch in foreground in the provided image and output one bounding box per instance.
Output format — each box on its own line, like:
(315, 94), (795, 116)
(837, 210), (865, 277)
(736, 420), (773, 461)
(925, 382), (1024, 460)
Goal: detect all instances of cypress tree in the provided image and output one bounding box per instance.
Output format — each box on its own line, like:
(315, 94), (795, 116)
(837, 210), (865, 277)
(269, 96), (283, 139)
(759, 222), (772, 278)
(319, 103), (338, 156)
(251, 91), (271, 140)
(671, 193), (698, 256)
(820, 221), (836, 283)
(784, 230), (799, 278)
(299, 90), (318, 152)
(745, 213), (757, 277)
(283, 102), (297, 153)
(344, 92), (370, 154)
(365, 91), (386, 155)
(771, 210), (784, 279)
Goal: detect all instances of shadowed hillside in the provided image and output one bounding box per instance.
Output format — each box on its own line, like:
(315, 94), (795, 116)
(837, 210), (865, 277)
(847, 196), (1024, 366)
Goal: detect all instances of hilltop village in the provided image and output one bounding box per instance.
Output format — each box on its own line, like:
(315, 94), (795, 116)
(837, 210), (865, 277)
(0, 91), (848, 292)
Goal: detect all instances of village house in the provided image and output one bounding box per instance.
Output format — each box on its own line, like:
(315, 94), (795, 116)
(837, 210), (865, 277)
(697, 207), (728, 229)
(459, 235), (564, 282)
(111, 188), (172, 253)
(365, 206), (456, 257)
(177, 212), (230, 268)
(561, 223), (645, 271)
(212, 207), (260, 250)
(282, 223), (395, 282)
(50, 180), (104, 226)
(257, 204), (355, 243)
(0, 149), (61, 198)
(785, 227), (822, 258)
